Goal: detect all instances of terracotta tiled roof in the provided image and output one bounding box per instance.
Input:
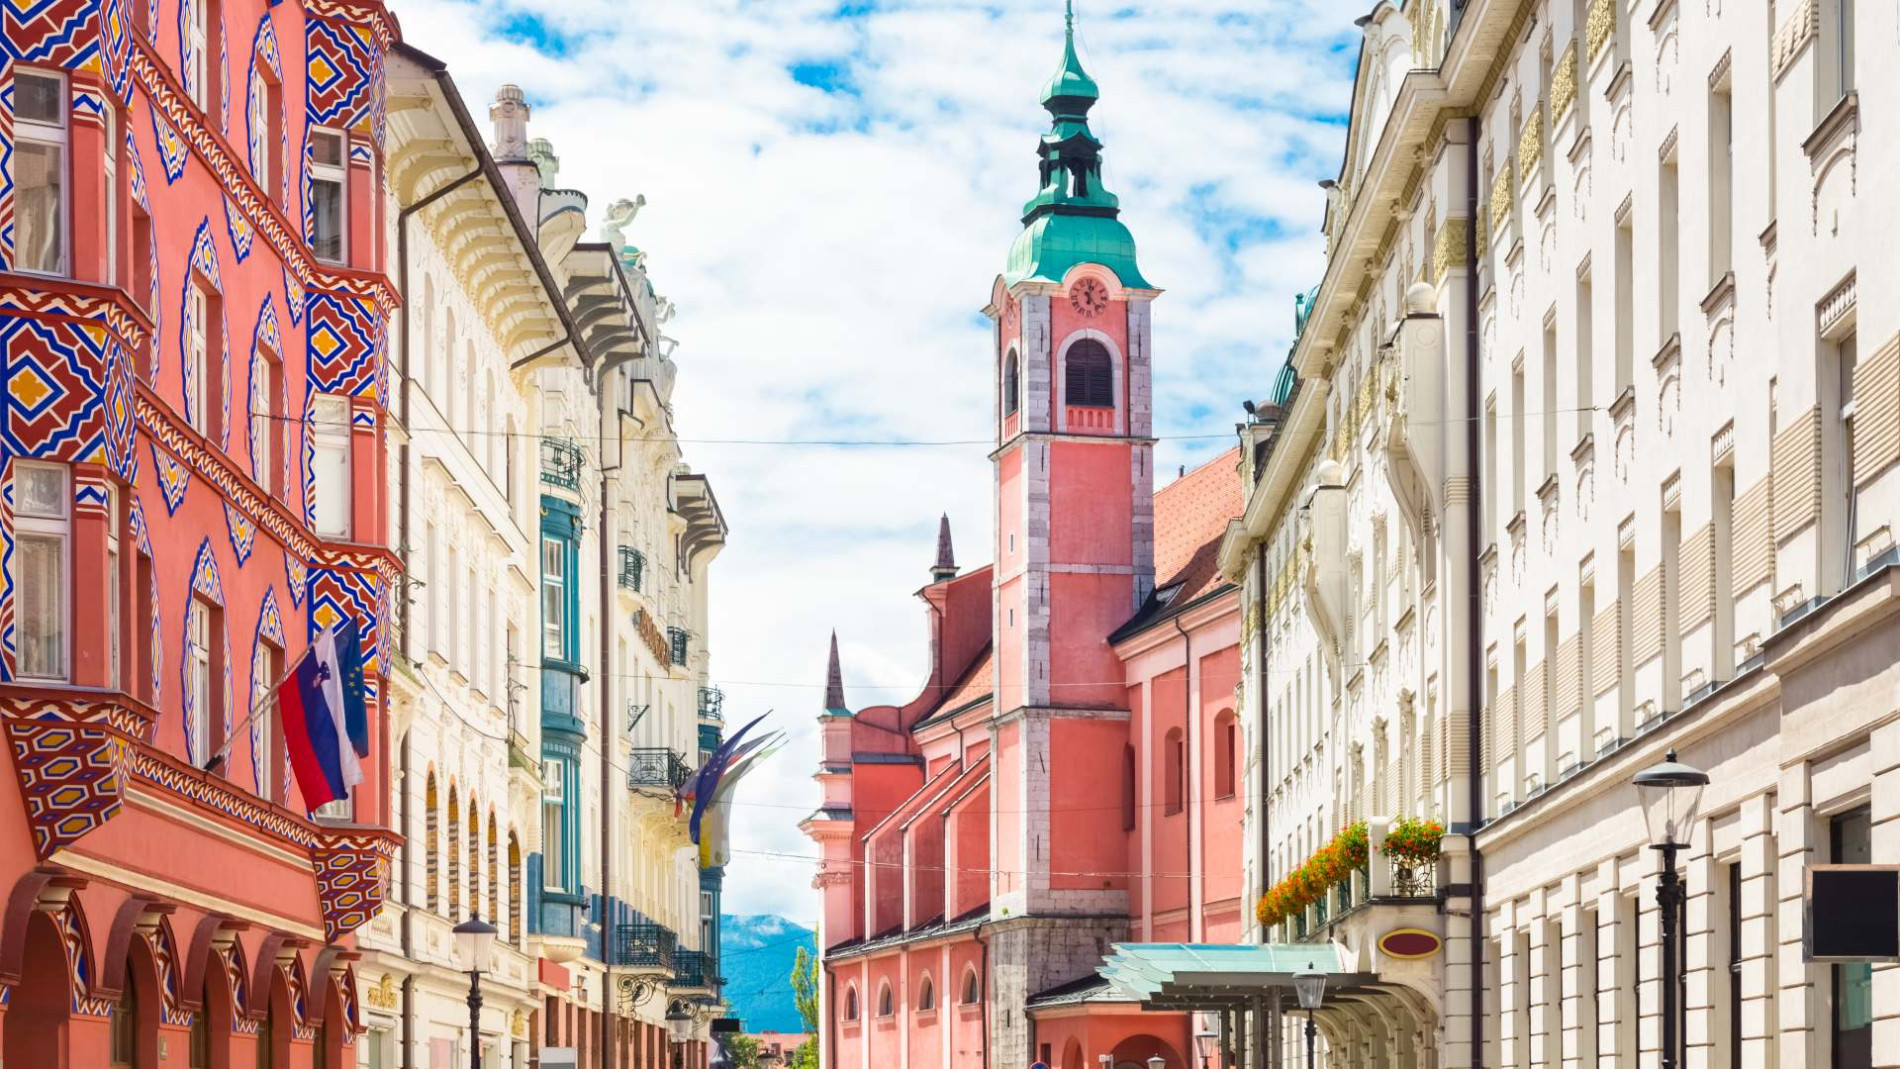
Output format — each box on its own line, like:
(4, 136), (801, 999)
(1151, 446), (1243, 604)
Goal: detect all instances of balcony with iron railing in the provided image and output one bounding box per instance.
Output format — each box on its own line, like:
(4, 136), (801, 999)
(627, 747), (692, 792)
(697, 686), (724, 722)
(541, 437), (584, 490)
(618, 545), (646, 592)
(614, 921), (677, 971)
(668, 628), (690, 666)
(671, 949), (716, 991)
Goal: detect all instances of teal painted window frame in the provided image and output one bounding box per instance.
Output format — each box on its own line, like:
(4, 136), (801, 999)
(540, 496), (583, 671)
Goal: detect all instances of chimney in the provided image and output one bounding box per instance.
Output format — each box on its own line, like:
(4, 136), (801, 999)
(489, 85), (542, 224)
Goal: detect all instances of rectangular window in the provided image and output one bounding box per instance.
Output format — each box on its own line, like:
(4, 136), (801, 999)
(1617, 543), (1635, 739)
(1709, 82), (1734, 281)
(1485, 397), (1500, 539)
(542, 760), (567, 890)
(1543, 316), (1559, 485)
(309, 128), (347, 265)
(1579, 575), (1596, 760)
(13, 69), (68, 276)
(185, 280), (223, 441)
(15, 463), (69, 681)
(310, 394), (351, 538)
(1512, 364), (1527, 517)
(136, 549), (154, 703)
(1578, 907), (1600, 1068)
(103, 106), (118, 287)
(107, 485), (120, 691)
(1726, 861), (1743, 1069)
(1660, 156), (1681, 345)
(187, 597), (213, 766)
(425, 522), (442, 656)
(1831, 807), (1872, 1069)
(251, 640), (280, 802)
(1713, 462), (1736, 680)
(1576, 266), (1595, 445)
(1615, 212), (1634, 395)
(1663, 500), (1683, 713)
(1833, 331), (1860, 589)
(252, 342), (281, 497)
(542, 536), (567, 661)
(131, 204), (154, 364)
(185, 0), (207, 109)
(1835, 0), (1857, 100)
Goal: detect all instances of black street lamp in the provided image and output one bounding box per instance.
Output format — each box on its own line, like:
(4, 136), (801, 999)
(1633, 749), (1709, 1069)
(1293, 965), (1326, 1069)
(452, 913), (498, 1069)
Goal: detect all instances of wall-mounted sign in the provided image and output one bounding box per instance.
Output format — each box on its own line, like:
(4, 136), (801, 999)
(1378, 928), (1443, 960)
(1806, 865), (1900, 962)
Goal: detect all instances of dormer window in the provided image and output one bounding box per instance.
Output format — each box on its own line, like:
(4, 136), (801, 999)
(1065, 339), (1113, 407)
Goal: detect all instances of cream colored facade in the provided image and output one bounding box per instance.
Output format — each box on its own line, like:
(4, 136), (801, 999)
(1220, 0), (1900, 1066)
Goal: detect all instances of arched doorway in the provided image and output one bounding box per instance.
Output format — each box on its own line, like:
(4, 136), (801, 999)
(120, 925), (165, 1068)
(1062, 1038), (1084, 1069)
(1110, 1034), (1185, 1069)
(5, 910), (74, 1066)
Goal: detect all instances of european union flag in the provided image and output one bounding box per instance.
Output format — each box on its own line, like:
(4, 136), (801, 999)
(334, 619), (371, 758)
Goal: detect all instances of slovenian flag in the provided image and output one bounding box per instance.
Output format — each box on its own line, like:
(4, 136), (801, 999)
(278, 623), (370, 810)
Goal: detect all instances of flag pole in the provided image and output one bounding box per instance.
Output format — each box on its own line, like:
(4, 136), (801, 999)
(200, 623), (365, 774)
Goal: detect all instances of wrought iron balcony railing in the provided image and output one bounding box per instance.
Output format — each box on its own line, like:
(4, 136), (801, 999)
(1388, 854), (1437, 898)
(697, 686), (724, 722)
(541, 437), (584, 490)
(614, 922), (677, 970)
(617, 545), (645, 592)
(671, 949), (715, 990)
(667, 627), (690, 666)
(627, 747), (692, 792)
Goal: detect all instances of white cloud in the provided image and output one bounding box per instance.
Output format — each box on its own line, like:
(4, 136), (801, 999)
(395, 0), (1354, 925)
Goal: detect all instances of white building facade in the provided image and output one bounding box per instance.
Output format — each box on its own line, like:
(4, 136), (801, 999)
(1222, 0), (1900, 1066)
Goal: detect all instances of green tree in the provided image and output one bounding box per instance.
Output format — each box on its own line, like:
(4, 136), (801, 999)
(724, 1035), (763, 1069)
(790, 940), (822, 1067)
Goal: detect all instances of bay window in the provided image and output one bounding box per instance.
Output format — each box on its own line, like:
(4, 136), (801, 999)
(541, 759), (568, 891)
(542, 535), (567, 660)
(310, 394), (351, 538)
(309, 128), (347, 265)
(13, 69), (67, 276)
(14, 463), (69, 681)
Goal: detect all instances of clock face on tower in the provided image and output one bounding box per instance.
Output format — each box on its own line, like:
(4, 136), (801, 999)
(1069, 277), (1110, 317)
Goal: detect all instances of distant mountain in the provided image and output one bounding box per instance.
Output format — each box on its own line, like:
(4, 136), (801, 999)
(720, 914), (816, 1035)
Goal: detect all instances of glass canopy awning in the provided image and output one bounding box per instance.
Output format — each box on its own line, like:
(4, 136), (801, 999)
(1097, 943), (1378, 1011)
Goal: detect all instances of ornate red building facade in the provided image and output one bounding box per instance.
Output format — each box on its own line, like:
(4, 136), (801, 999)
(0, 0), (400, 1061)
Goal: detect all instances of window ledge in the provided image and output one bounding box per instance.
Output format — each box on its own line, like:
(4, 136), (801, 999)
(1803, 91), (1859, 163)
(1701, 272), (1737, 317)
(1651, 332), (1682, 371)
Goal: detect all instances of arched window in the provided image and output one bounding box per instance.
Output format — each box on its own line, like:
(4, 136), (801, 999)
(917, 975), (934, 1012)
(441, 308), (456, 411)
(961, 968), (980, 1005)
(425, 770), (439, 911)
(876, 982), (894, 1018)
(467, 797), (482, 920)
(190, 974), (212, 1068)
(447, 783), (461, 921)
(1214, 710), (1237, 799)
(487, 813), (499, 930)
(1064, 339), (1113, 408)
(1164, 728), (1185, 815)
(507, 830), (523, 944)
(420, 276), (435, 392)
(1121, 744), (1136, 831)
(1003, 350), (1020, 417)
(843, 985), (860, 1021)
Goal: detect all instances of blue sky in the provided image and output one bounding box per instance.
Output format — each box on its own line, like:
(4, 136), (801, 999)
(397, 0), (1359, 922)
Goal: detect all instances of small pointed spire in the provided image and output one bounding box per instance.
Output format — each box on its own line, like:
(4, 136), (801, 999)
(824, 631), (847, 714)
(1042, 0), (1099, 109)
(931, 515), (958, 582)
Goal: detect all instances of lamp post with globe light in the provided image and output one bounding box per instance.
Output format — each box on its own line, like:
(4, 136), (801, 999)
(1293, 965), (1327, 1069)
(1193, 1016), (1219, 1069)
(452, 914), (498, 1069)
(1633, 749), (1709, 1069)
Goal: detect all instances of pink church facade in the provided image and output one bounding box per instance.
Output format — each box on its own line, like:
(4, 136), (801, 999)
(802, 17), (1247, 1069)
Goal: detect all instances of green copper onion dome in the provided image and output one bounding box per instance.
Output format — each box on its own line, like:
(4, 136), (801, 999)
(1005, 2), (1152, 291)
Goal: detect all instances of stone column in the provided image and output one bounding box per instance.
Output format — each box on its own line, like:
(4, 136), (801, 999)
(1558, 876), (1598, 1069)
(1596, 859), (1637, 1066)
(1872, 719), (1900, 1069)
(1685, 824), (1717, 1069)
(1775, 762), (1823, 1069)
(1737, 793), (1778, 1069)
(1529, 896), (1561, 1069)
(1498, 899), (1529, 1069)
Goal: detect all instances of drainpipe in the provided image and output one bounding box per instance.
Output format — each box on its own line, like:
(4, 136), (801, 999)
(394, 165), (482, 660)
(402, 975), (418, 1069)
(1464, 116), (1486, 1069)
(600, 379), (620, 1069)
(1255, 546), (1270, 942)
(976, 928), (990, 1069)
